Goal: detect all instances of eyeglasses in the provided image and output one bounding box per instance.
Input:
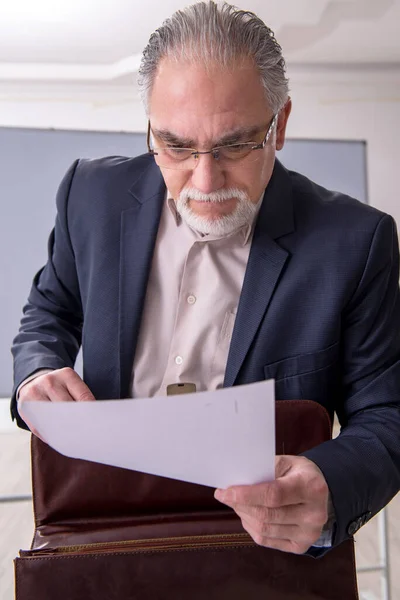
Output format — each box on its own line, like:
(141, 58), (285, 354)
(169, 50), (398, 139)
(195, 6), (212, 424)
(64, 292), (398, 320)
(147, 114), (278, 170)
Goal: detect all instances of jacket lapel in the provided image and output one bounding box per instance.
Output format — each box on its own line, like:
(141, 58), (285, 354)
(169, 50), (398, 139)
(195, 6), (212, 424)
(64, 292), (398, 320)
(224, 160), (294, 387)
(119, 160), (166, 397)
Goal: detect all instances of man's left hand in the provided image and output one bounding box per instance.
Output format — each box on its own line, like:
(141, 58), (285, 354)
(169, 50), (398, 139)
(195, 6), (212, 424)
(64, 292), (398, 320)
(214, 455), (330, 554)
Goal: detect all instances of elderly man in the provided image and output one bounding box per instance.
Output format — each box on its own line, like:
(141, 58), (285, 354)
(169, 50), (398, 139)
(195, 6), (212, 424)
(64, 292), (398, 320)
(12, 1), (400, 558)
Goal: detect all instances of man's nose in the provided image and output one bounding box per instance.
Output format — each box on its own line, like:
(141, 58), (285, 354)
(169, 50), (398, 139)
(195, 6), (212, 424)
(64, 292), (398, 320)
(190, 153), (225, 194)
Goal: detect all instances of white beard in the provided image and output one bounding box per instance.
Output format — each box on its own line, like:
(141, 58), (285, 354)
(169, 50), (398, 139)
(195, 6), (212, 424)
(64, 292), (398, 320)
(176, 187), (259, 236)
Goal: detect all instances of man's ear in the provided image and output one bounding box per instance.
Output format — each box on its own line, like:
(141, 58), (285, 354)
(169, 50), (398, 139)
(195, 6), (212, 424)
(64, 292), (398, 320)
(276, 98), (292, 151)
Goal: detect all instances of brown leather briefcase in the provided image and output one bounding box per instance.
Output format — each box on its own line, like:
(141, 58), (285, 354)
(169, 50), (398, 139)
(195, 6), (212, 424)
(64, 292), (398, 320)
(15, 400), (358, 599)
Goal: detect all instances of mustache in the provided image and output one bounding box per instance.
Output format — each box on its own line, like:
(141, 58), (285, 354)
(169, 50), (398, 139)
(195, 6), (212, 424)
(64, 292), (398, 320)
(178, 187), (249, 204)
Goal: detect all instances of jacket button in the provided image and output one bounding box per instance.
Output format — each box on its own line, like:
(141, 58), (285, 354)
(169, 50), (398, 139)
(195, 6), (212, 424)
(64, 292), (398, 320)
(361, 511), (372, 525)
(347, 512), (372, 536)
(347, 518), (362, 536)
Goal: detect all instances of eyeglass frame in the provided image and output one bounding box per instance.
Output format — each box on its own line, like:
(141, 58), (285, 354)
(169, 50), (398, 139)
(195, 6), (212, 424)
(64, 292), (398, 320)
(146, 113), (278, 167)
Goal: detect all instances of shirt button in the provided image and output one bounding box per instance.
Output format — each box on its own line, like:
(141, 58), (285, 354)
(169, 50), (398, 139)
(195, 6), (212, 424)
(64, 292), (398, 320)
(187, 295), (196, 305)
(175, 356), (183, 365)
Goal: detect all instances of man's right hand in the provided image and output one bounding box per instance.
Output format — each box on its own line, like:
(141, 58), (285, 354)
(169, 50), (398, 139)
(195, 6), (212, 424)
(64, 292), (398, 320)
(18, 367), (95, 403)
(18, 368), (95, 436)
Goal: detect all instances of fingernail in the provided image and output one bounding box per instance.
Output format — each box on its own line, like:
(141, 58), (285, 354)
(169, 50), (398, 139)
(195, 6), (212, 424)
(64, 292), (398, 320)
(215, 489), (235, 503)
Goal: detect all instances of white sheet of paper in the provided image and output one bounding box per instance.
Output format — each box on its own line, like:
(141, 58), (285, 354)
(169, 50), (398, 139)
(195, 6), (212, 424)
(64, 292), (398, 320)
(22, 380), (275, 489)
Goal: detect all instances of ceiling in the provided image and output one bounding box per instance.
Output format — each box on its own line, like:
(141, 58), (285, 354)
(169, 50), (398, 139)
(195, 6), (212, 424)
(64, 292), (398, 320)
(1, 0), (399, 86)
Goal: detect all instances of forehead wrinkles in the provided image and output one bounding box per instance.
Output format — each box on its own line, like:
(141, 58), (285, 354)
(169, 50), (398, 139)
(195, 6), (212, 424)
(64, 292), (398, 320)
(149, 58), (271, 140)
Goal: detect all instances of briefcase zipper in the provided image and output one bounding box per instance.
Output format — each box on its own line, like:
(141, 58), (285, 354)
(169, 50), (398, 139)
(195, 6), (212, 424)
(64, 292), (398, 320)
(22, 533), (254, 557)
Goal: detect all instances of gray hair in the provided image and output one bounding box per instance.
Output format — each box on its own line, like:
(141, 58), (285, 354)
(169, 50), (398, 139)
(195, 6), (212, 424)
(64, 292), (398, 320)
(138, 1), (289, 114)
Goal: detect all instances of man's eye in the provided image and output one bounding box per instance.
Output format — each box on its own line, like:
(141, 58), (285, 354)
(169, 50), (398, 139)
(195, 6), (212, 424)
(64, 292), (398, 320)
(220, 144), (252, 159)
(167, 147), (189, 155)
(163, 147), (192, 161)
(226, 144), (248, 152)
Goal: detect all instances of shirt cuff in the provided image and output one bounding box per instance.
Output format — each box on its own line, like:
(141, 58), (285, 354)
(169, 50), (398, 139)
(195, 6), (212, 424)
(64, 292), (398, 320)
(312, 493), (335, 548)
(312, 526), (334, 548)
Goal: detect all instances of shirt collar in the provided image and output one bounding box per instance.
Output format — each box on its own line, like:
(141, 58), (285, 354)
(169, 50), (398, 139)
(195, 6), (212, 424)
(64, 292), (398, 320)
(166, 191), (264, 247)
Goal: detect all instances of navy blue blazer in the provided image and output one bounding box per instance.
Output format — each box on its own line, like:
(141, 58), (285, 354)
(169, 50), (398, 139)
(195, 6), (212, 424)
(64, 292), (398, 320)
(11, 154), (400, 550)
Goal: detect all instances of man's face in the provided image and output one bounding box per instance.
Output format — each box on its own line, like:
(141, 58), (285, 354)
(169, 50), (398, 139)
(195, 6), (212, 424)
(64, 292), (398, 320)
(148, 57), (291, 234)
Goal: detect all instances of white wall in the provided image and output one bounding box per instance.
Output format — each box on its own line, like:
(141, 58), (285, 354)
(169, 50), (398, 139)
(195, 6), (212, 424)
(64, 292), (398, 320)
(286, 66), (400, 225)
(1, 66), (399, 224)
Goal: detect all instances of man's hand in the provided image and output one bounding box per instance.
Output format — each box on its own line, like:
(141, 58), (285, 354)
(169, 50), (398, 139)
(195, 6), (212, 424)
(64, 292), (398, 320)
(214, 455), (330, 554)
(19, 367), (95, 403)
(18, 367), (95, 434)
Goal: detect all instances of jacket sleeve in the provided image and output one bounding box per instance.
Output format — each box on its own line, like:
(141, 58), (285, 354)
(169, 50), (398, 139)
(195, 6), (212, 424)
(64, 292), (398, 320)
(303, 213), (400, 549)
(11, 160), (83, 429)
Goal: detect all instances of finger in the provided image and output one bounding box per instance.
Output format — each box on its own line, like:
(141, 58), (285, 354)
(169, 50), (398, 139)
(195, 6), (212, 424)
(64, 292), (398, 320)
(238, 513), (322, 542)
(18, 384), (52, 403)
(63, 369), (96, 402)
(31, 375), (77, 403)
(21, 368), (96, 402)
(219, 502), (307, 525)
(275, 454), (295, 478)
(233, 502), (328, 529)
(215, 478), (306, 508)
(239, 516), (301, 540)
(215, 455), (330, 508)
(19, 372), (75, 403)
(240, 517), (311, 555)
